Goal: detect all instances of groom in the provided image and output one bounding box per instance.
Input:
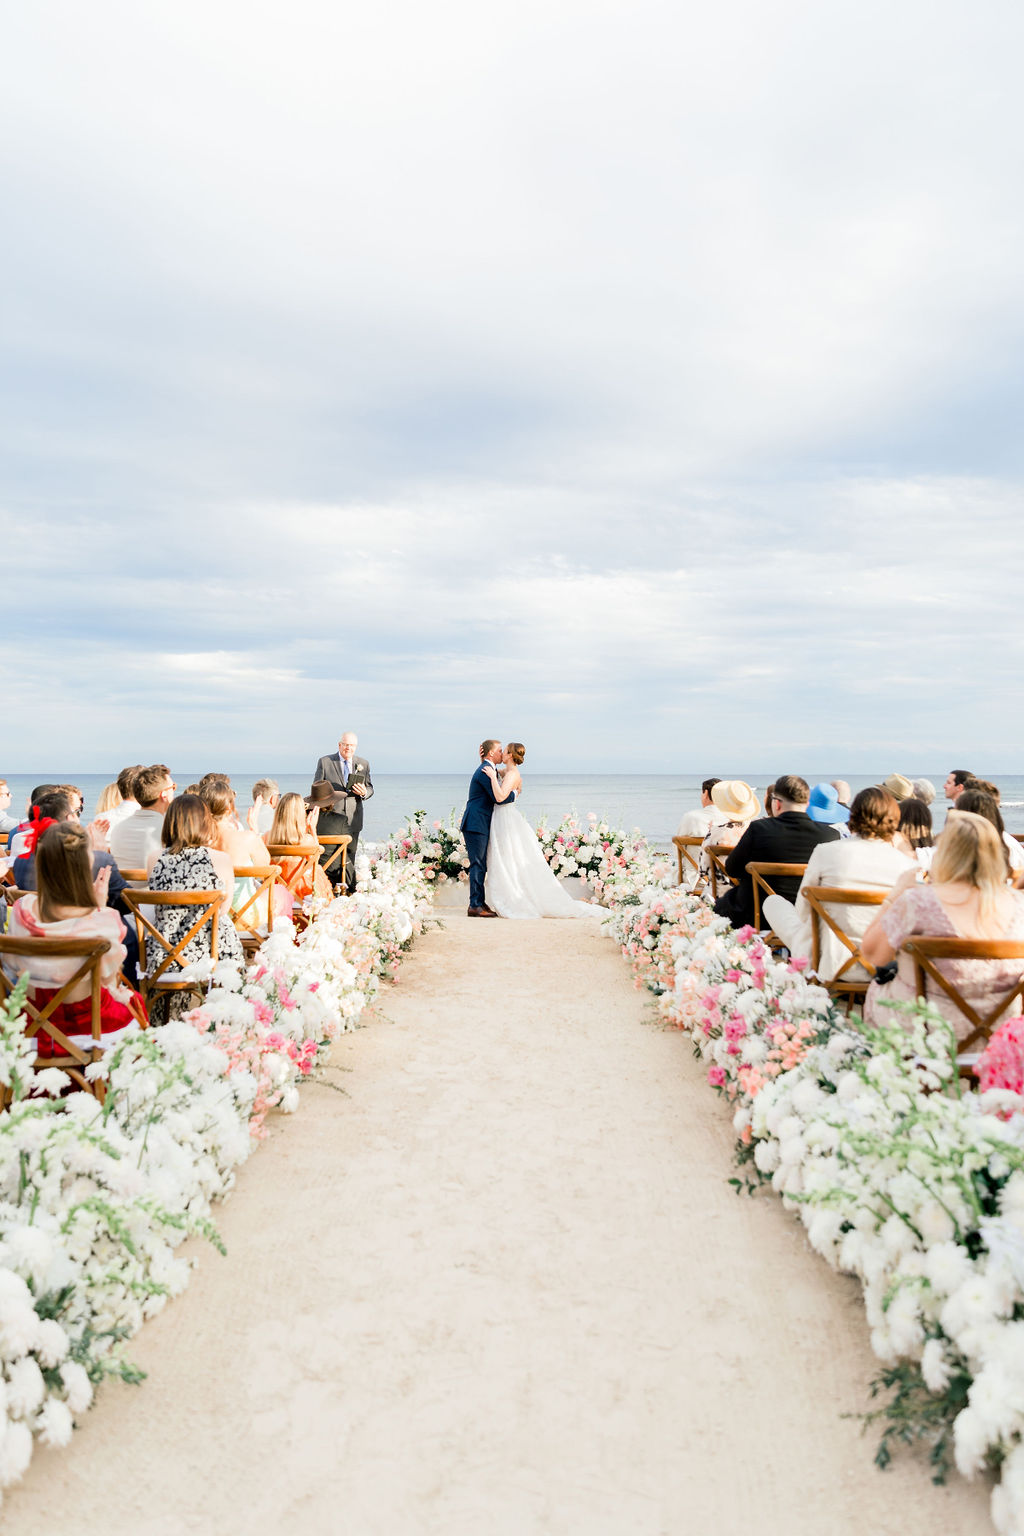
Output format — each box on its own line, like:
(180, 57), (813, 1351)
(460, 739), (512, 917)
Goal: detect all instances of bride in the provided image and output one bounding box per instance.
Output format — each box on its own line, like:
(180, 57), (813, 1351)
(483, 744), (605, 920)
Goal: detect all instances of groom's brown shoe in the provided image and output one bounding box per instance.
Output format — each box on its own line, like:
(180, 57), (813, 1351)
(467, 907), (499, 917)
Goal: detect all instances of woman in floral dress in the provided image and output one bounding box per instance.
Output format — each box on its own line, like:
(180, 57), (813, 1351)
(146, 797), (244, 1013)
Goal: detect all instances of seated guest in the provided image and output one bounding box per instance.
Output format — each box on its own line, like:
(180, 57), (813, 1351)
(146, 796), (244, 1015)
(761, 784), (776, 819)
(0, 780), (18, 835)
(87, 780), (124, 852)
(762, 787), (915, 980)
(8, 785), (60, 858)
(862, 812), (1024, 1045)
(105, 766), (145, 831)
(675, 779), (721, 838)
(266, 792), (333, 906)
(698, 781), (761, 886)
(307, 779), (354, 890)
(110, 765), (176, 873)
(200, 783), (273, 924)
(897, 796), (935, 870)
(5, 822), (146, 1055)
(912, 778), (936, 806)
(58, 785), (85, 819)
(717, 774), (841, 930)
(944, 768), (973, 805)
(11, 790), (137, 981)
(954, 787), (1024, 876)
(830, 780), (852, 808)
(250, 779), (280, 836)
(808, 782), (851, 837)
(882, 773), (913, 803)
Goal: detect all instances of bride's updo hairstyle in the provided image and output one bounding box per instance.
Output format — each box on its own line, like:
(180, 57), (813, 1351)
(507, 743), (526, 766)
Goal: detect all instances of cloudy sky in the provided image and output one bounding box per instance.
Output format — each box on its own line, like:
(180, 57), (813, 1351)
(4, 1), (1023, 772)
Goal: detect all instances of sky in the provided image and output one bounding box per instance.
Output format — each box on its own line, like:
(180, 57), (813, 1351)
(3, 0), (1024, 773)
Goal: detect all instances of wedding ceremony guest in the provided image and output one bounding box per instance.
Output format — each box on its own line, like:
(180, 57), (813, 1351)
(199, 783), (271, 921)
(146, 795), (244, 1017)
(808, 782), (851, 837)
(897, 796), (935, 870)
(762, 787), (915, 981)
(717, 775), (841, 930)
(58, 785), (84, 818)
(312, 732), (373, 893)
(8, 785), (60, 858)
(6, 822), (146, 1054)
(762, 784), (776, 819)
(266, 792), (332, 905)
(95, 782), (123, 817)
(912, 778), (936, 805)
(250, 778), (280, 835)
(954, 787), (1024, 875)
(698, 781), (761, 885)
(0, 781), (17, 835)
(882, 773), (913, 803)
(675, 779), (721, 838)
(944, 769), (973, 805)
(862, 812), (1024, 1044)
(103, 766), (145, 834)
(830, 780), (852, 808)
(110, 765), (176, 873)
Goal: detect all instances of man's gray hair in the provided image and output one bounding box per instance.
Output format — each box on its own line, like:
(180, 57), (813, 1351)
(912, 778), (936, 805)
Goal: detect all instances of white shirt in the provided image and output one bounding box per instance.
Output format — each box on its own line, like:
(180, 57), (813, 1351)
(109, 808), (165, 872)
(1004, 831), (1024, 873)
(102, 801), (139, 832)
(676, 805), (716, 837)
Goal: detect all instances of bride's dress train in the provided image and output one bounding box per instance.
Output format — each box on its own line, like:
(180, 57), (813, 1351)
(485, 804), (605, 920)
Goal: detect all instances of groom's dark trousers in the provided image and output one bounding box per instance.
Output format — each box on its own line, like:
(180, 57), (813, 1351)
(460, 762), (507, 909)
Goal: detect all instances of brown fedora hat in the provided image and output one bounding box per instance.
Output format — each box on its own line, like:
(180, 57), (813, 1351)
(305, 779), (336, 810)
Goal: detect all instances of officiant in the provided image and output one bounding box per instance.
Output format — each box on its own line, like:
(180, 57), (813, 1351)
(311, 732), (373, 893)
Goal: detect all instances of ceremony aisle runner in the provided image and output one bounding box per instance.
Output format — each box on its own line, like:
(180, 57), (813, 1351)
(4, 917), (991, 1535)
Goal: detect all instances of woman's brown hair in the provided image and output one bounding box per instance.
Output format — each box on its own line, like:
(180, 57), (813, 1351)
(269, 793), (310, 846)
(162, 794), (215, 853)
(506, 742), (526, 766)
(898, 796), (933, 850)
(198, 783), (235, 821)
(36, 822), (98, 923)
(848, 786), (899, 841)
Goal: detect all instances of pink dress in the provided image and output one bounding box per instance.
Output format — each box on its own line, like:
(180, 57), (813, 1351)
(864, 885), (1024, 1043)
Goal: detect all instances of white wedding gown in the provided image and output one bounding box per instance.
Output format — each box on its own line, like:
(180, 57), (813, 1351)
(485, 801), (605, 920)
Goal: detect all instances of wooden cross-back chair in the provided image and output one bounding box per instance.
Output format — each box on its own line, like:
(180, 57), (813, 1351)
(0, 936), (115, 1099)
(117, 868), (148, 885)
(802, 886), (887, 1008)
(705, 845), (738, 903)
(229, 866), (280, 956)
(902, 936), (1024, 1072)
(120, 889), (224, 1011)
(748, 862), (808, 949)
(264, 844), (321, 931)
(672, 835), (706, 893)
(317, 835), (351, 890)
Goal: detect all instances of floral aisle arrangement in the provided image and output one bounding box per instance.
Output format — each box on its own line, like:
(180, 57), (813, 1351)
(534, 811), (629, 882)
(0, 857), (433, 1500)
(372, 809), (470, 886)
(609, 868), (1024, 1536)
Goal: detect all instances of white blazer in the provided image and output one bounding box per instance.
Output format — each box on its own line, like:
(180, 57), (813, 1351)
(762, 837), (916, 981)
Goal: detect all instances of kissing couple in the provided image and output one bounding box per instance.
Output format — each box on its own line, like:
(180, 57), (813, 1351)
(458, 740), (604, 922)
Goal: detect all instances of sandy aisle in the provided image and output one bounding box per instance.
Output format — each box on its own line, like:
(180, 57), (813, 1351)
(5, 917), (994, 1535)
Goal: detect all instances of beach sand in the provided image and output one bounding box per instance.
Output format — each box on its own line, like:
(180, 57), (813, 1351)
(4, 916), (994, 1535)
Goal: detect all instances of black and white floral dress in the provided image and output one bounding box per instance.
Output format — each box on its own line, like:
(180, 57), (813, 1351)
(147, 846), (245, 975)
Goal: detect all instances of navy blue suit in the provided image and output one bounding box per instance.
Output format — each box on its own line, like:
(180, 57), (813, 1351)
(460, 763), (514, 908)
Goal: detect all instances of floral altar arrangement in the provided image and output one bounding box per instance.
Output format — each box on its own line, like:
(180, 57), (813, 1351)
(0, 856), (433, 1502)
(607, 862), (1024, 1536)
(371, 809), (470, 886)
(534, 810), (629, 882)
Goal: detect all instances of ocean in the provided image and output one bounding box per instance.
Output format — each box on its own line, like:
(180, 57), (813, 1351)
(6, 771), (1024, 850)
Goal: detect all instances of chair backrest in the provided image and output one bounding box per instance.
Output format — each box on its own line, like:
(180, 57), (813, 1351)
(229, 866), (279, 941)
(747, 862), (808, 933)
(117, 867), (148, 884)
(802, 885), (887, 996)
(317, 834), (351, 885)
(0, 934), (110, 1086)
(265, 843), (320, 900)
(120, 889), (224, 995)
(903, 936), (1024, 1058)
(672, 835), (705, 891)
(705, 845), (737, 902)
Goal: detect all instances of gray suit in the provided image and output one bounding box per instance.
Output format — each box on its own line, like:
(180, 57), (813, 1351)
(312, 753), (373, 891)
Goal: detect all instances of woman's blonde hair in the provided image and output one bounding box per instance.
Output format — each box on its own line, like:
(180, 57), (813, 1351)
(269, 793), (309, 846)
(36, 823), (98, 923)
(931, 811), (1009, 922)
(95, 782), (123, 814)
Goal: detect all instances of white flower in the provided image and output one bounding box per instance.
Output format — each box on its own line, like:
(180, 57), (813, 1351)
(0, 1419), (33, 1486)
(34, 1319), (69, 1369)
(7, 1358), (45, 1417)
(59, 1361), (93, 1415)
(921, 1337), (953, 1393)
(924, 1242), (975, 1299)
(34, 1398), (74, 1448)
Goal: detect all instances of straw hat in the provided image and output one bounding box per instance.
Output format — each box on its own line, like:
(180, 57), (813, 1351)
(305, 780), (336, 810)
(807, 782), (850, 824)
(710, 780), (761, 822)
(882, 773), (913, 802)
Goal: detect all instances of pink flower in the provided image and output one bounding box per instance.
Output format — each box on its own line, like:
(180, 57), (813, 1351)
(708, 1065), (726, 1087)
(788, 956), (809, 972)
(725, 968), (741, 983)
